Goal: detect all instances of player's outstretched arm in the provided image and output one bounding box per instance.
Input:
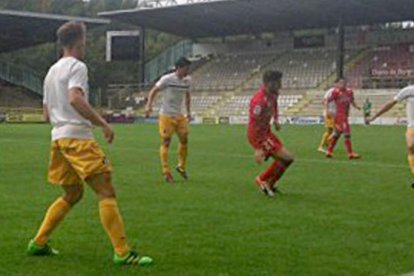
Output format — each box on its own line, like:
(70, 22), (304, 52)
(368, 99), (398, 124)
(145, 86), (161, 117)
(69, 88), (114, 144)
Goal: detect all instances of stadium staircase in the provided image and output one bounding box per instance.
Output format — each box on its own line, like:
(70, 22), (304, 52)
(291, 49), (372, 117)
(316, 49), (369, 91)
(0, 59), (43, 96)
(145, 40), (193, 83)
(201, 53), (284, 117)
(283, 93), (313, 116)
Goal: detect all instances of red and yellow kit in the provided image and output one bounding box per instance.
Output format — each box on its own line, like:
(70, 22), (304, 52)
(328, 88), (355, 134)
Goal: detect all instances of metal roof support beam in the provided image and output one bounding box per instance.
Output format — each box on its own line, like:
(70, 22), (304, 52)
(139, 26), (146, 83)
(336, 15), (345, 80)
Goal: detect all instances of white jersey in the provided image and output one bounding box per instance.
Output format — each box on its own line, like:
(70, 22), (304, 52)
(43, 57), (93, 141)
(323, 88), (336, 117)
(156, 72), (191, 116)
(394, 85), (414, 129)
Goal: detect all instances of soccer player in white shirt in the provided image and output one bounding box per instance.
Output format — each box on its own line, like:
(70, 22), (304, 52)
(367, 85), (414, 184)
(27, 21), (152, 266)
(145, 58), (192, 183)
(318, 87), (336, 153)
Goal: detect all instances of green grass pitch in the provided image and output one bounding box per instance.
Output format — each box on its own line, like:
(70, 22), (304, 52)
(1, 123), (414, 275)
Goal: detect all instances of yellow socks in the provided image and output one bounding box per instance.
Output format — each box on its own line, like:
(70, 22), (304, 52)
(408, 154), (414, 177)
(35, 197), (130, 256)
(99, 198), (130, 257)
(34, 197), (71, 246)
(319, 131), (332, 148)
(160, 144), (170, 174)
(178, 143), (188, 170)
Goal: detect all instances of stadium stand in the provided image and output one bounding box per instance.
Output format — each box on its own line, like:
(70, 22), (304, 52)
(245, 49), (361, 90)
(0, 80), (41, 108)
(296, 89), (405, 117)
(147, 93), (223, 117)
(346, 44), (414, 89)
(106, 38), (414, 118)
(216, 94), (303, 117)
(191, 52), (277, 91)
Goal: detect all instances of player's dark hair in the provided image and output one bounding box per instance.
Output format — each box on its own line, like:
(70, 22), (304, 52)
(263, 70), (283, 84)
(175, 57), (191, 68)
(335, 77), (346, 83)
(57, 21), (86, 48)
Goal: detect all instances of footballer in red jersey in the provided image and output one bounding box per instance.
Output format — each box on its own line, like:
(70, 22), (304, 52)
(326, 78), (361, 159)
(247, 70), (294, 197)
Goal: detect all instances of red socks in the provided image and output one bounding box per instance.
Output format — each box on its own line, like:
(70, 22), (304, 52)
(344, 137), (353, 155)
(259, 160), (292, 184)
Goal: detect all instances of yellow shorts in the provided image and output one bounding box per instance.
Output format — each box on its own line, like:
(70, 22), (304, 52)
(48, 139), (112, 185)
(325, 115), (334, 129)
(407, 129), (414, 136)
(159, 114), (189, 139)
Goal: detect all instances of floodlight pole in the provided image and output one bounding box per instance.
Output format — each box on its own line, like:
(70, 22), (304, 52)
(336, 14), (345, 79)
(139, 26), (146, 84)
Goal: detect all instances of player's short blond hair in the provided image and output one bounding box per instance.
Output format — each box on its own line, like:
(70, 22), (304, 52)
(57, 21), (86, 49)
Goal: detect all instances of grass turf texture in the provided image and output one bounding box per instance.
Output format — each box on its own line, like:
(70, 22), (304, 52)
(1, 123), (414, 275)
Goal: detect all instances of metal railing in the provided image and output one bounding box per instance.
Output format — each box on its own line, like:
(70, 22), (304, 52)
(145, 40), (193, 83)
(137, 0), (219, 9)
(0, 59), (43, 95)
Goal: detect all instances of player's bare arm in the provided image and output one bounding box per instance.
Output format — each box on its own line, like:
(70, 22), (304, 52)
(145, 85), (161, 117)
(352, 100), (361, 111)
(43, 104), (50, 122)
(368, 99), (398, 123)
(185, 91), (191, 120)
(69, 88), (114, 144)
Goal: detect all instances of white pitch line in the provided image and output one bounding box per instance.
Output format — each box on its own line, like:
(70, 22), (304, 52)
(0, 137), (408, 170)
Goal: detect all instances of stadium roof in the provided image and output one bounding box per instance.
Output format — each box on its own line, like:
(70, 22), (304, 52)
(0, 9), (109, 53)
(100, 0), (414, 38)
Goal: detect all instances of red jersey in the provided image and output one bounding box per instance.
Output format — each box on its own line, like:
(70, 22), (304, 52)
(247, 86), (278, 148)
(328, 88), (354, 120)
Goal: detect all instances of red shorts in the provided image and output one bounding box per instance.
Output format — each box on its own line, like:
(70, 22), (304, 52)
(334, 118), (351, 135)
(249, 133), (283, 158)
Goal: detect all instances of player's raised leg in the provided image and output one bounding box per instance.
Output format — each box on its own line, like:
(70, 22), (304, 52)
(318, 126), (333, 153)
(28, 184), (83, 256)
(159, 115), (174, 183)
(256, 159), (278, 196)
(319, 131), (331, 152)
(268, 147), (294, 191)
(87, 172), (152, 266)
(256, 134), (294, 197)
(161, 138), (174, 183)
(176, 116), (189, 180)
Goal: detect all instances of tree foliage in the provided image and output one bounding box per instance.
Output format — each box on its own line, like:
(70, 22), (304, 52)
(0, 0), (179, 91)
